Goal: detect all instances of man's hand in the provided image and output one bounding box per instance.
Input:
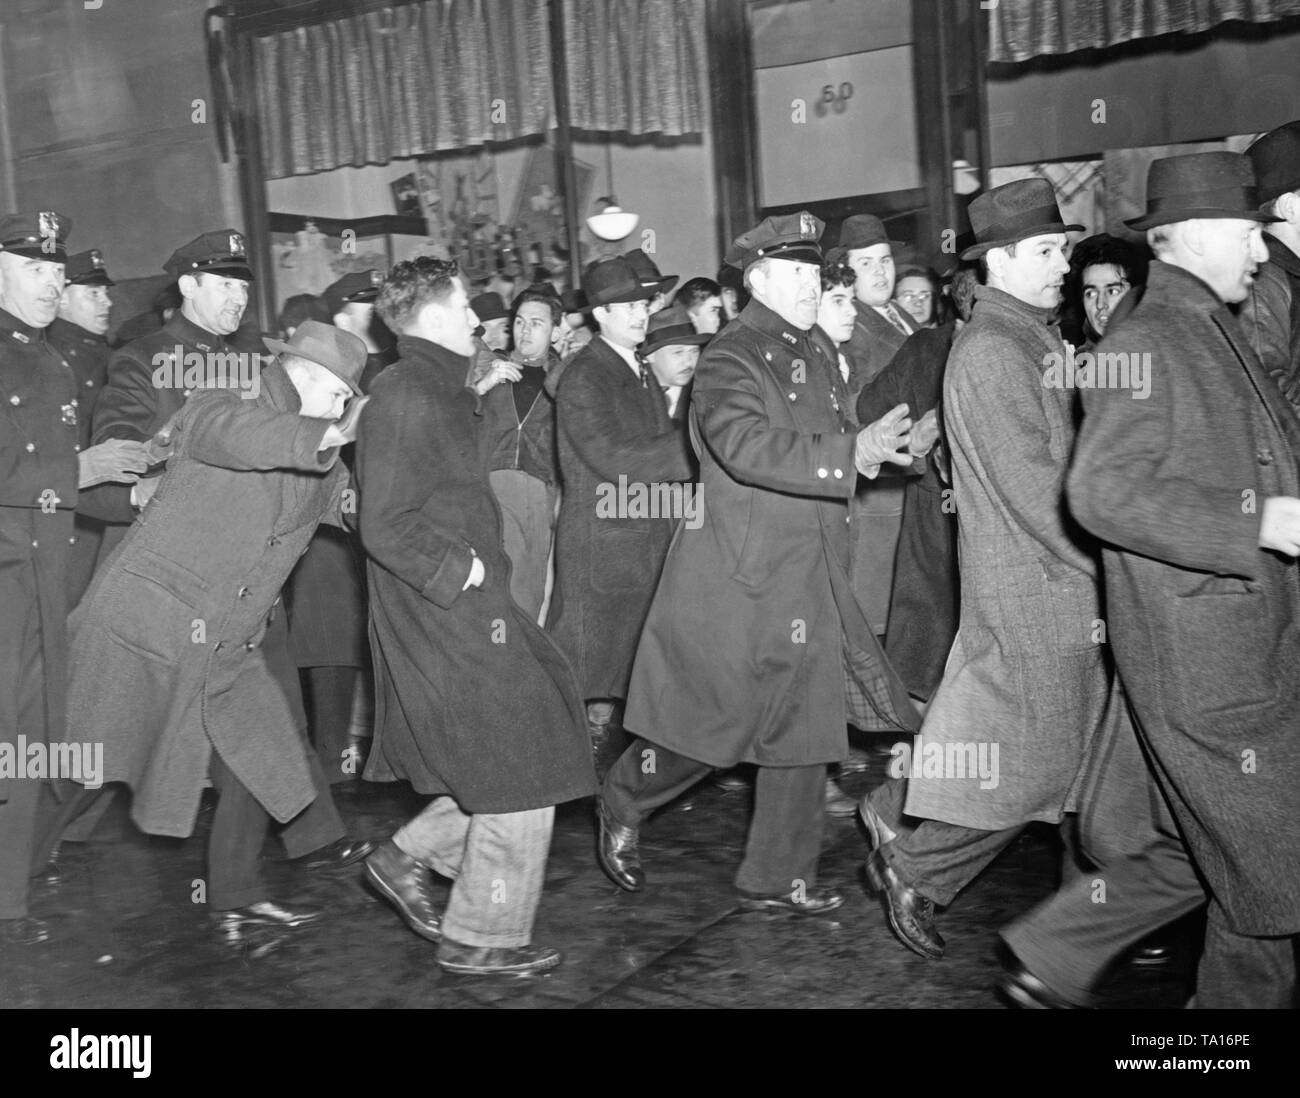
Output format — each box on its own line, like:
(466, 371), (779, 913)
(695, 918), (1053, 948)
(143, 411), (182, 466)
(471, 360), (522, 396)
(854, 403), (913, 478)
(1259, 496), (1300, 556)
(318, 395), (370, 451)
(908, 407), (940, 458)
(77, 439), (151, 488)
(461, 551), (485, 590)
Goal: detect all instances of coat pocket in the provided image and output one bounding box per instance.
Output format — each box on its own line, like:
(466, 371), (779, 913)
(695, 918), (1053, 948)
(106, 551), (210, 664)
(1169, 586), (1278, 716)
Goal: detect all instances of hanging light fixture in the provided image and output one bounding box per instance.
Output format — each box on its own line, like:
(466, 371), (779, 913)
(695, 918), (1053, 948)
(586, 142), (639, 241)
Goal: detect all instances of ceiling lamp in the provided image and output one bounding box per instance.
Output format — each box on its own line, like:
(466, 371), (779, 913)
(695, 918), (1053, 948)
(585, 143), (639, 241)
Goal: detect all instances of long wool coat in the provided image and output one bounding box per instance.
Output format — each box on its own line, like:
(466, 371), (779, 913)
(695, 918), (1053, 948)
(1067, 262), (1300, 936)
(905, 286), (1110, 831)
(622, 300), (919, 767)
(356, 335), (594, 814)
(548, 336), (693, 700)
(66, 365), (345, 837)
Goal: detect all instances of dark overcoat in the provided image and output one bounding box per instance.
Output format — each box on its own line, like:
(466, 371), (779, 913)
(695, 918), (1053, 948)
(548, 335), (693, 700)
(1, 309), (78, 802)
(46, 317), (110, 606)
(1239, 234), (1300, 414)
(1067, 261), (1300, 936)
(622, 300), (919, 768)
(66, 365), (344, 837)
(355, 335), (594, 813)
(857, 321), (959, 699)
(905, 287), (1110, 831)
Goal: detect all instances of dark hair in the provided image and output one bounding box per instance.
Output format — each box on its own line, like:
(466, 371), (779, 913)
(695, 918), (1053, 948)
(512, 287), (563, 326)
(278, 293), (330, 335)
(947, 265), (981, 323)
(152, 282), (183, 319)
(716, 264), (750, 314)
(1061, 233), (1150, 344)
(674, 277), (721, 312)
(376, 256), (460, 331)
(820, 262), (855, 293)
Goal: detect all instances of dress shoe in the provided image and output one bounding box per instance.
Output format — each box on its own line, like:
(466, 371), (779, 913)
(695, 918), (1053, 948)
(0, 916), (50, 945)
(33, 845), (63, 886)
(436, 938), (563, 975)
(825, 778), (857, 818)
(296, 837), (375, 872)
(863, 850), (945, 959)
(712, 768), (751, 793)
(998, 957), (1084, 1009)
(858, 796), (898, 848)
(212, 899), (323, 937)
(1129, 939), (1175, 967)
(596, 798), (645, 892)
(363, 839), (443, 942)
(738, 886), (844, 917)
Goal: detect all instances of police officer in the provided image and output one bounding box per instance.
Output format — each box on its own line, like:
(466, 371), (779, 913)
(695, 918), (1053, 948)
(47, 249), (115, 606)
(323, 269), (394, 392)
(595, 213), (920, 910)
(0, 211), (150, 944)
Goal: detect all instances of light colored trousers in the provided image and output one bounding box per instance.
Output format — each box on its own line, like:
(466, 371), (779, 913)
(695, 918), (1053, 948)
(394, 797), (554, 949)
(489, 469), (557, 626)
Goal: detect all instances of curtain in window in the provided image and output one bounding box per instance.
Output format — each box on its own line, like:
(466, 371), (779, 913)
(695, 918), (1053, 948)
(988, 0), (1300, 63)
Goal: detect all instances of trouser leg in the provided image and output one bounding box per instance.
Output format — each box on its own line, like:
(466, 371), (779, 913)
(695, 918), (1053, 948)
(1, 594), (45, 920)
(304, 666), (357, 785)
(600, 738), (713, 829)
(277, 731), (346, 859)
(0, 777), (41, 920)
(735, 764), (825, 895)
(1002, 828), (1206, 1005)
(207, 750), (272, 911)
(393, 796), (471, 876)
(1192, 899), (1297, 1009)
(29, 780), (102, 874)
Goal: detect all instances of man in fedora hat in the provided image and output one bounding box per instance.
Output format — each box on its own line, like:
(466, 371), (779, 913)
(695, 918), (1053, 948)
(858, 176), (1111, 963)
(639, 304), (708, 422)
(548, 256), (694, 746)
(595, 212), (920, 911)
(829, 213), (918, 643)
(63, 321), (375, 941)
(1243, 120), (1300, 410)
(1066, 150), (1300, 1006)
(622, 247), (678, 315)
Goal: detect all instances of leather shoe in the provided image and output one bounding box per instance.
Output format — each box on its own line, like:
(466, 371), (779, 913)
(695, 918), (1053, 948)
(712, 768), (751, 793)
(858, 796), (898, 848)
(363, 839), (443, 942)
(596, 798), (644, 892)
(212, 900), (323, 938)
(863, 850), (945, 959)
(1130, 939), (1174, 967)
(437, 938), (563, 975)
(0, 916), (50, 945)
(738, 886), (844, 916)
(296, 837), (375, 872)
(998, 958), (1084, 1009)
(825, 778), (857, 818)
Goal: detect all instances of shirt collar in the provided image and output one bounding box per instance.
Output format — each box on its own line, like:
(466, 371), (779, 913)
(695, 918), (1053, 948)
(601, 334), (642, 375)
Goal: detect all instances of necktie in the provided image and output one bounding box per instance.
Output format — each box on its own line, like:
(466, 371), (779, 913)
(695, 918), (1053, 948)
(885, 304), (911, 337)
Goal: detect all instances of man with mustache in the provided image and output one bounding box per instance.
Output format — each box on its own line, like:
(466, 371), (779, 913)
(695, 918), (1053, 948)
(548, 256), (693, 747)
(858, 179), (1110, 964)
(0, 211), (151, 944)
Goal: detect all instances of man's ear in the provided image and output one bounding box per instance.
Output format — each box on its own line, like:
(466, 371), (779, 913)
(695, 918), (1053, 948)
(177, 273), (198, 301)
(1278, 190), (1300, 226)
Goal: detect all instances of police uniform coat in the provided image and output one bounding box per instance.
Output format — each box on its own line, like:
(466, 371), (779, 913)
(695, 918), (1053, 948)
(46, 317), (110, 605)
(905, 286), (1109, 831)
(1067, 262), (1300, 935)
(622, 300), (919, 768)
(66, 365), (344, 838)
(548, 335), (693, 700)
(0, 309), (78, 802)
(1240, 234), (1300, 413)
(356, 335), (595, 813)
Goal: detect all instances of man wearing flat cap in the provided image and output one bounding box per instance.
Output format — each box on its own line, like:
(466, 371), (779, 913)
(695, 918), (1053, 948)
(622, 247), (678, 315)
(65, 321), (374, 941)
(1242, 120), (1300, 411)
(859, 177), (1115, 965)
(47, 249), (116, 606)
(324, 268), (394, 393)
(548, 256), (694, 745)
(0, 210), (152, 944)
(1065, 150), (1300, 1006)
(595, 212), (920, 913)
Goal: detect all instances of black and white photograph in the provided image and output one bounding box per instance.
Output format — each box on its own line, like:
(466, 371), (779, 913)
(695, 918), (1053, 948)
(1, 0), (1298, 1056)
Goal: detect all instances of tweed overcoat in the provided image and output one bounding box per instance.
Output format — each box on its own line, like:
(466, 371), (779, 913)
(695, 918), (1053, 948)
(622, 300), (919, 767)
(66, 365), (343, 837)
(1067, 262), (1300, 935)
(548, 335), (693, 700)
(905, 286), (1109, 831)
(356, 336), (594, 813)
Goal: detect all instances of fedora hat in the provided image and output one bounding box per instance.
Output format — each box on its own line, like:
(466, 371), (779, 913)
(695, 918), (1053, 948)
(640, 306), (710, 356)
(1246, 120), (1300, 207)
(825, 214), (904, 264)
(263, 319), (367, 395)
(960, 178), (1083, 260)
(1125, 151), (1282, 231)
(622, 248), (679, 296)
(582, 257), (654, 307)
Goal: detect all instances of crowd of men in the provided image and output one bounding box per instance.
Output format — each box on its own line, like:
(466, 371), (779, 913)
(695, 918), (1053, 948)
(2, 118), (1299, 999)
